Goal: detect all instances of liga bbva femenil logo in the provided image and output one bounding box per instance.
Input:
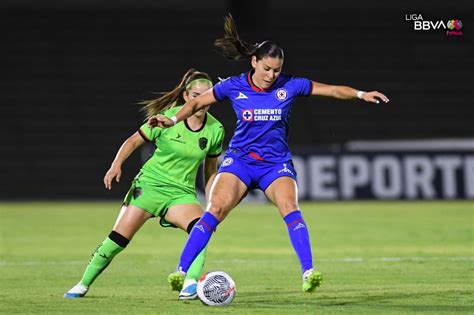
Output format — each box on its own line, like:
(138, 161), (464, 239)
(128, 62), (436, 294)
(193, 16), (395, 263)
(405, 14), (463, 36)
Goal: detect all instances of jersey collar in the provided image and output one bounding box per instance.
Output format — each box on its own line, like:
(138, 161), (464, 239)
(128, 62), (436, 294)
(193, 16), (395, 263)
(247, 71), (268, 93)
(184, 113), (207, 132)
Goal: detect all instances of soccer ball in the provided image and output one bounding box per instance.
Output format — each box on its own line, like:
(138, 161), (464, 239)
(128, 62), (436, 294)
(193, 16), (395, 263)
(197, 271), (236, 306)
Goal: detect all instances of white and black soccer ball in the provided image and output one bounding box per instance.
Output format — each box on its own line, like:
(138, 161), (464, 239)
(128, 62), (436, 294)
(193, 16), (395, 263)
(197, 271), (236, 306)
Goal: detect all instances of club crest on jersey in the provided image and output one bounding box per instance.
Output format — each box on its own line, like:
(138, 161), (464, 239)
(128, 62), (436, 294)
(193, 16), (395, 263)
(275, 88), (288, 100)
(222, 157), (233, 166)
(199, 137), (208, 150)
(242, 109), (254, 122)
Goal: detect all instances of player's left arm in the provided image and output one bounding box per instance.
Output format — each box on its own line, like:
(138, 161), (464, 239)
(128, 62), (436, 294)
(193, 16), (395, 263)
(310, 81), (389, 104)
(203, 156), (219, 201)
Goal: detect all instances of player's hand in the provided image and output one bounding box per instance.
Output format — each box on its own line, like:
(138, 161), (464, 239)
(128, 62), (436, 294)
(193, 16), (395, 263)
(103, 163), (122, 190)
(362, 91), (389, 104)
(147, 114), (174, 129)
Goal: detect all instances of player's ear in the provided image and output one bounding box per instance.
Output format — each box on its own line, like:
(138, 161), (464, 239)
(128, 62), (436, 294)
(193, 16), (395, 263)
(183, 90), (189, 102)
(251, 56), (257, 69)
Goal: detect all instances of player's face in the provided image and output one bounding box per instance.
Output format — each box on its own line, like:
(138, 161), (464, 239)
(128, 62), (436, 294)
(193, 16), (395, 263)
(251, 56), (283, 90)
(184, 82), (212, 117)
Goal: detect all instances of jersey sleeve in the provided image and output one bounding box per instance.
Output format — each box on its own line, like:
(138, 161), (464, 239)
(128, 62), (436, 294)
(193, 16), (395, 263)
(207, 125), (225, 157)
(212, 77), (233, 101)
(138, 107), (180, 141)
(292, 77), (313, 97)
(138, 122), (161, 142)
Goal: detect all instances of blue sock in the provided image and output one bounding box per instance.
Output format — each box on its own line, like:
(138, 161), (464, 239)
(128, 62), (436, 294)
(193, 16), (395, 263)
(177, 212), (219, 273)
(284, 210), (313, 274)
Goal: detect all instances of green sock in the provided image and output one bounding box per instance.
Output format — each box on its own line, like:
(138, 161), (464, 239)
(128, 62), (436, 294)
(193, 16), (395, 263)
(80, 237), (125, 287)
(185, 246), (207, 281)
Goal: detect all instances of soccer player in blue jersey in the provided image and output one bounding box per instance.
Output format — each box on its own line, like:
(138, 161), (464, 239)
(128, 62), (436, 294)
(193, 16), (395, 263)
(149, 15), (389, 293)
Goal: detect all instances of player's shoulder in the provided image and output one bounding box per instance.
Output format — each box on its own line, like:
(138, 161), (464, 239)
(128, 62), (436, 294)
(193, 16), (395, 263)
(215, 73), (247, 87)
(277, 73), (310, 89)
(162, 105), (182, 116)
(279, 72), (304, 83)
(206, 112), (224, 130)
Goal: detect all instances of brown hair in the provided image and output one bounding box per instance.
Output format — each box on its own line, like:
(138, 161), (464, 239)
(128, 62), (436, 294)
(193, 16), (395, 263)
(139, 69), (212, 117)
(214, 14), (284, 61)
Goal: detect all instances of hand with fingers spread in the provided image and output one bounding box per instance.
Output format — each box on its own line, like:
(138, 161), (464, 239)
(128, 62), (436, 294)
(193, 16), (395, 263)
(360, 91), (390, 104)
(103, 162), (122, 190)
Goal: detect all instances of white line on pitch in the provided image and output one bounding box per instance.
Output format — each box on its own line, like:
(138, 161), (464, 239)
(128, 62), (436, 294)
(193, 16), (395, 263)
(0, 256), (472, 267)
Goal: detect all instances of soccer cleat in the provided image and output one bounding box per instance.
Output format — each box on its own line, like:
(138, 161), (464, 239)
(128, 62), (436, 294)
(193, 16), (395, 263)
(178, 279), (198, 300)
(167, 271), (185, 292)
(302, 268), (322, 293)
(63, 282), (88, 298)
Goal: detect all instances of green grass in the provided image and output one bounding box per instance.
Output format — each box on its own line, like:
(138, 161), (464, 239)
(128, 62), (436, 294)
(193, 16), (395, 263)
(0, 201), (473, 314)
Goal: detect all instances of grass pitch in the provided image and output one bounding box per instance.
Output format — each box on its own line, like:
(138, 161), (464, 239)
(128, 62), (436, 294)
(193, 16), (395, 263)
(0, 201), (472, 314)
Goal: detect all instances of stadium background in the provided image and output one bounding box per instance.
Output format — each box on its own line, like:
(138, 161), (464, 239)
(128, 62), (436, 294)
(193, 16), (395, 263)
(1, 0), (472, 200)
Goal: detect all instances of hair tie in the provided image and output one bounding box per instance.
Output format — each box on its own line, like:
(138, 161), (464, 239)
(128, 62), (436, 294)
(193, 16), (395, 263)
(257, 40), (269, 49)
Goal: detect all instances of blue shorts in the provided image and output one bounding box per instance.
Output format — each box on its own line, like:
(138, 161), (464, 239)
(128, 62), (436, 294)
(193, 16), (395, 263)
(217, 153), (297, 191)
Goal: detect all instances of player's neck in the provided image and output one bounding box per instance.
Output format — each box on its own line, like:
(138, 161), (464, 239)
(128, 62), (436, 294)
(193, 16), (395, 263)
(185, 114), (206, 132)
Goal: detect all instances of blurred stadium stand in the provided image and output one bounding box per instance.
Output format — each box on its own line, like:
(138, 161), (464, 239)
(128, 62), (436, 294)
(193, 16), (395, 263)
(1, 0), (472, 199)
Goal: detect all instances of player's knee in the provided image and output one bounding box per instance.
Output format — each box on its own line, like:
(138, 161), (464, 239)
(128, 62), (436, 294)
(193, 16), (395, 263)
(278, 200), (299, 215)
(207, 202), (229, 221)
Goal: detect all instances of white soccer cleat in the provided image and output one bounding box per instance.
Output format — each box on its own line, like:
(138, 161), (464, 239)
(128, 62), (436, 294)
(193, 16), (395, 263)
(63, 282), (88, 298)
(178, 279), (198, 300)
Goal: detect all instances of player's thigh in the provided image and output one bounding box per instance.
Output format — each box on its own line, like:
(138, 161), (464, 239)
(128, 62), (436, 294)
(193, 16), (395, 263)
(264, 176), (299, 217)
(208, 172), (248, 220)
(165, 203), (204, 231)
(113, 205), (153, 240)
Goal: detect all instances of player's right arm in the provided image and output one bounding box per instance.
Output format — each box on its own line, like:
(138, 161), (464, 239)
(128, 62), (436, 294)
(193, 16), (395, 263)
(148, 88), (217, 128)
(104, 132), (145, 190)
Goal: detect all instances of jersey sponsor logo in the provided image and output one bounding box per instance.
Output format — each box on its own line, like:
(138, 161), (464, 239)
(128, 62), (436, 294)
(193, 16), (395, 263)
(242, 109), (254, 121)
(235, 92), (248, 99)
(276, 88), (288, 100)
(222, 157), (233, 167)
(248, 108), (282, 121)
(199, 137), (208, 150)
(278, 163), (294, 175)
(171, 133), (186, 144)
(293, 222), (306, 231)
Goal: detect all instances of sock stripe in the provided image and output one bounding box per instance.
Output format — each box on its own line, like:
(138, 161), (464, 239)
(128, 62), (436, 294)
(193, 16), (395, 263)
(108, 231), (129, 248)
(286, 217), (305, 228)
(199, 219), (214, 232)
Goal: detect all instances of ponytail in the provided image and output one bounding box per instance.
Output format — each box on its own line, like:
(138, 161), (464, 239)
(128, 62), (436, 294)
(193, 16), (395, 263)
(139, 69), (212, 118)
(214, 14), (284, 61)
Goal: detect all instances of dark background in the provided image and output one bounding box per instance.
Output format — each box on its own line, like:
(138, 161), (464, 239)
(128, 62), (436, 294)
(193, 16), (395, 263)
(1, 0), (472, 199)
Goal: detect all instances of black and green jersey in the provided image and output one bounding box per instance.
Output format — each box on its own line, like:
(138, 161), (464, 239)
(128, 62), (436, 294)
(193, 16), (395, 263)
(137, 106), (224, 193)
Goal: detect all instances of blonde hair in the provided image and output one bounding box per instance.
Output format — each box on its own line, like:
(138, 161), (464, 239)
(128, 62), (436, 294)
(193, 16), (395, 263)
(139, 69), (213, 118)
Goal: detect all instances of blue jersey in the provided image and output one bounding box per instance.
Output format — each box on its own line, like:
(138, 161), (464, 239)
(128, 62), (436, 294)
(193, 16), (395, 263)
(213, 71), (312, 163)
